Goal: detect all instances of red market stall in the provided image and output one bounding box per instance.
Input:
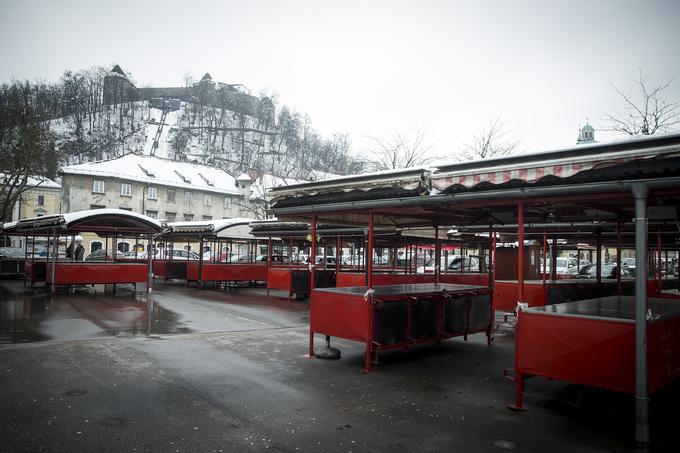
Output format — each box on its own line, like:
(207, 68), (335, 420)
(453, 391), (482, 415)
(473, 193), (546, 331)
(162, 218), (268, 287)
(250, 221), (340, 302)
(269, 133), (680, 444)
(311, 283), (492, 371)
(268, 168), (497, 370)
(511, 296), (680, 408)
(8, 209), (163, 293)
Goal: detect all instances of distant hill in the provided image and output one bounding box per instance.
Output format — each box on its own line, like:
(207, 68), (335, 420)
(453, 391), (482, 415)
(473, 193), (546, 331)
(1, 64), (363, 184)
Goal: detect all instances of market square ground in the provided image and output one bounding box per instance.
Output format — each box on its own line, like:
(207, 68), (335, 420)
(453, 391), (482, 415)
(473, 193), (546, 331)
(1, 280), (678, 452)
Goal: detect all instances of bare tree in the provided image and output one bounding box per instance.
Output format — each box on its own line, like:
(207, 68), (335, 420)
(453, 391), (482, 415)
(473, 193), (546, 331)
(459, 116), (520, 161)
(603, 70), (680, 135)
(0, 80), (59, 221)
(367, 126), (437, 170)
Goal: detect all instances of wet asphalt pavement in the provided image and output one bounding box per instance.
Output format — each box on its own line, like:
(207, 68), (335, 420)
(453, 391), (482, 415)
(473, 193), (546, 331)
(0, 279), (678, 452)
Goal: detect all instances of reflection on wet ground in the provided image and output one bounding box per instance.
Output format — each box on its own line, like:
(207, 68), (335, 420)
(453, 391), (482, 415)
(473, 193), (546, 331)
(0, 280), (308, 345)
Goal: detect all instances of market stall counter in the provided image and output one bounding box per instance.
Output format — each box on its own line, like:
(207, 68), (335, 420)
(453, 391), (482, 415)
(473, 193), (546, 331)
(310, 283), (492, 371)
(510, 296), (680, 409)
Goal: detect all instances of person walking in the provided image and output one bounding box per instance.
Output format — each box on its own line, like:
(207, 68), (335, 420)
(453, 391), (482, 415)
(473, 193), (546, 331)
(74, 241), (85, 261)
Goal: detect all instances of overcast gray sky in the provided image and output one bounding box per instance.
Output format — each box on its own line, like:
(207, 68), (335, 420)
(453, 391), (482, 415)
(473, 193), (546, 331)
(2, 0), (680, 158)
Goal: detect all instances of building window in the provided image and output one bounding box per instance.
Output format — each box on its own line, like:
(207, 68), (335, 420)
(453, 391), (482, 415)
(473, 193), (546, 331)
(93, 180), (105, 194)
(167, 189), (176, 203)
(90, 204), (105, 209)
(185, 191), (193, 204)
(146, 210), (158, 219)
(202, 215), (213, 221)
(223, 197), (231, 208)
(121, 183), (132, 197)
(90, 241), (103, 253)
(165, 212), (176, 222)
(204, 193), (212, 206)
(183, 214), (194, 221)
(147, 186), (157, 200)
(117, 241), (131, 253)
(37, 195), (45, 206)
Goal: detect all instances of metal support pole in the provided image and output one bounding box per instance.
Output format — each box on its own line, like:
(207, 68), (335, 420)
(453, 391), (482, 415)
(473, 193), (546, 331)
(311, 214), (317, 290)
(595, 229), (602, 283)
(434, 226), (440, 284)
(488, 225), (494, 290)
(542, 232), (547, 292)
(617, 220), (622, 295)
(147, 234), (154, 293)
(517, 202), (525, 305)
(367, 212), (374, 289)
(551, 236), (557, 281)
(50, 229), (58, 293)
(632, 183), (649, 446)
(198, 238), (204, 287)
(656, 228), (662, 293)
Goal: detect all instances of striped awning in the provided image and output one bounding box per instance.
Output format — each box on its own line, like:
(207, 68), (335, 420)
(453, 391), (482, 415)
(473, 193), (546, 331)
(432, 147), (679, 191)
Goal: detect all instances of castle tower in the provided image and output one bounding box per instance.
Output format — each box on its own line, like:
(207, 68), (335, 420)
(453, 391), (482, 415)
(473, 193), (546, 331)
(103, 64), (136, 105)
(577, 122), (595, 144)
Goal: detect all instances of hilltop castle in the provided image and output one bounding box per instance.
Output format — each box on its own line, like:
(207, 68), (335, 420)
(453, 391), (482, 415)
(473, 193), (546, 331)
(102, 65), (274, 120)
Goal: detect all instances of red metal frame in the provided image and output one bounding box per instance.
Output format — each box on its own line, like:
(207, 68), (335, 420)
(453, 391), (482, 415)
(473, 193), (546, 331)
(511, 307), (680, 409)
(310, 285), (493, 372)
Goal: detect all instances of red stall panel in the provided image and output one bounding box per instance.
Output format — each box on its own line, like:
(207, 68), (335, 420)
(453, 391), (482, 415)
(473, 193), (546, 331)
(153, 260), (167, 279)
(187, 262), (269, 282)
(336, 272), (435, 287)
(268, 267), (293, 292)
(512, 296), (680, 409)
(47, 263), (148, 285)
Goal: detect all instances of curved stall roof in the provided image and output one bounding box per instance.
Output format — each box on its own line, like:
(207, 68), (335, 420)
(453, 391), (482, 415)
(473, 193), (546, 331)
(165, 218), (256, 240)
(8, 209), (164, 235)
(268, 133), (680, 229)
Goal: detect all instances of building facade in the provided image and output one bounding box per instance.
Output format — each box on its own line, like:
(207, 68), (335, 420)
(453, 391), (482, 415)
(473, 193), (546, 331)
(3, 177), (62, 248)
(59, 153), (254, 254)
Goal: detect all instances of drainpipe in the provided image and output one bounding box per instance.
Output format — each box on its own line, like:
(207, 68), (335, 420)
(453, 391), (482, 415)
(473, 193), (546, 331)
(631, 182), (649, 446)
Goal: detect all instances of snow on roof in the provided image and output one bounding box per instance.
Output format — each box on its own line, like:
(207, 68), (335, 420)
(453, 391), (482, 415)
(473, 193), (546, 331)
(236, 172), (252, 181)
(11, 208), (163, 234)
(106, 65), (131, 82)
(167, 217), (256, 239)
(0, 173), (61, 190)
(60, 208), (160, 228)
(60, 153), (241, 196)
(250, 174), (306, 200)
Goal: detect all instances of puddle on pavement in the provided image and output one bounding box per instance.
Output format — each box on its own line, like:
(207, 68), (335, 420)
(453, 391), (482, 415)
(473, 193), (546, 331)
(0, 282), (194, 344)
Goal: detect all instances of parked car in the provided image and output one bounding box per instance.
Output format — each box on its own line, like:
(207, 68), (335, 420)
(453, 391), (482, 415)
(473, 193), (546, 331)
(314, 256), (337, 268)
(544, 257), (578, 276)
(122, 250), (144, 259)
(85, 249), (126, 261)
(416, 255), (460, 274)
(576, 263), (630, 279)
(621, 257), (637, 272)
(0, 247), (25, 259)
(237, 254), (290, 264)
(138, 249), (200, 260)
